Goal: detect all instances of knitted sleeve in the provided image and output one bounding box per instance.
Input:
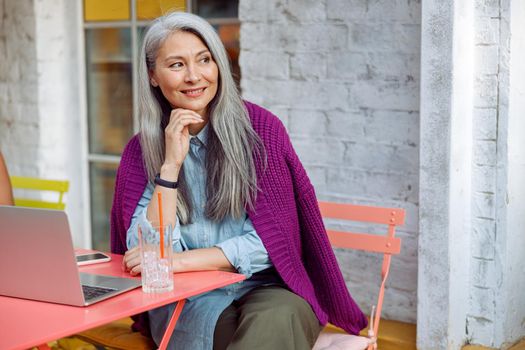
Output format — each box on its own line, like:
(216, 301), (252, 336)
(280, 124), (368, 335)
(110, 159), (125, 254)
(110, 135), (145, 255)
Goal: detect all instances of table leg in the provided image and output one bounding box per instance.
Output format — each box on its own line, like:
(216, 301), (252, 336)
(158, 299), (187, 350)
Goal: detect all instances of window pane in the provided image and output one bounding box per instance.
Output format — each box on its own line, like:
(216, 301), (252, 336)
(193, 0), (238, 18)
(90, 162), (118, 251)
(84, 0), (130, 21)
(86, 28), (133, 155)
(137, 0), (186, 20)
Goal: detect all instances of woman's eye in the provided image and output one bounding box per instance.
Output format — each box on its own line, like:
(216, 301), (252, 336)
(200, 56), (211, 63)
(170, 62), (183, 69)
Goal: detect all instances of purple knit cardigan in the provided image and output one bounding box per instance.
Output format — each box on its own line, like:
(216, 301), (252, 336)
(110, 101), (367, 335)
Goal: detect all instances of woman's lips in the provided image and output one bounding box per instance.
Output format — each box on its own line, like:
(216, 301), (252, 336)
(181, 87), (206, 97)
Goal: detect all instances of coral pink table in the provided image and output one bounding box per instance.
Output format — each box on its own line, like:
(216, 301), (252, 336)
(0, 253), (245, 350)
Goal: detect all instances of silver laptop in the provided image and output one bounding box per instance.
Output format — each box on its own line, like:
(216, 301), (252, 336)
(0, 205), (142, 306)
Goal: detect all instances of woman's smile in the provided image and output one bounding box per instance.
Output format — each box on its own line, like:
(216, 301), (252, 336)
(181, 87), (207, 97)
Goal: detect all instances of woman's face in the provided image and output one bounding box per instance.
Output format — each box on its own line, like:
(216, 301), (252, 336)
(150, 31), (219, 117)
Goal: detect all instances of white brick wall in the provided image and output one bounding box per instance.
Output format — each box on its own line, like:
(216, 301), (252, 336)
(0, 0), (87, 247)
(0, 0), (40, 176)
(240, 0), (421, 323)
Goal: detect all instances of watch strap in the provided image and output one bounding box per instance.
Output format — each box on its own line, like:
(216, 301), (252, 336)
(154, 173), (179, 189)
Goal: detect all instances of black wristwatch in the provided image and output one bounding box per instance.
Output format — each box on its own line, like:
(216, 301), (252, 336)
(154, 173), (179, 189)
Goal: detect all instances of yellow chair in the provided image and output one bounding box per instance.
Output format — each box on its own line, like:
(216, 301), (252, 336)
(10, 176), (69, 210)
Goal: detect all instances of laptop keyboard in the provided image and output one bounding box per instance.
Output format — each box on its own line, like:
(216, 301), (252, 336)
(82, 284), (117, 301)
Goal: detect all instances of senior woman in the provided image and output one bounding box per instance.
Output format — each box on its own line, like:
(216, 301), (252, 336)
(111, 11), (367, 350)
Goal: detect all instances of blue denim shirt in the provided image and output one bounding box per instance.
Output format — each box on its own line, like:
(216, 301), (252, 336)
(126, 125), (275, 349)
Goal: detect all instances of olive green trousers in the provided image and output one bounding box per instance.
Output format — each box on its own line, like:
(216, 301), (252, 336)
(213, 286), (323, 350)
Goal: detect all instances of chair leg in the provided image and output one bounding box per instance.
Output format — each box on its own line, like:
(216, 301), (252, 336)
(158, 299), (187, 350)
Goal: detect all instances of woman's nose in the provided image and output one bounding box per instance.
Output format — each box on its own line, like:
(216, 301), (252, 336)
(185, 65), (200, 83)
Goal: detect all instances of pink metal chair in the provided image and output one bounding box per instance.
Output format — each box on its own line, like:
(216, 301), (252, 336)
(314, 201), (405, 350)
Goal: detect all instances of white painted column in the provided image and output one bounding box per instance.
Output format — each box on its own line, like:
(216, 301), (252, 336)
(494, 0), (525, 346)
(418, 1), (474, 349)
(32, 0), (88, 247)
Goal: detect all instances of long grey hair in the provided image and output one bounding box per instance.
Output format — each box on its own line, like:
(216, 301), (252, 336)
(138, 12), (264, 224)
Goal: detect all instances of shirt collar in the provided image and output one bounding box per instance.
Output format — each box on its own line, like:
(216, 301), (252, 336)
(189, 123), (208, 147)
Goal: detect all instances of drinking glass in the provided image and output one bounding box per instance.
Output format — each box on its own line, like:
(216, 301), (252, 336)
(138, 223), (173, 293)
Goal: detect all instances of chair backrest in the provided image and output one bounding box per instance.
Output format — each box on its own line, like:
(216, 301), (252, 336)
(10, 176), (70, 210)
(318, 201), (405, 346)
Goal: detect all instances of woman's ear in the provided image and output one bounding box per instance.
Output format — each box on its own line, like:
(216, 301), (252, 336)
(149, 70), (159, 87)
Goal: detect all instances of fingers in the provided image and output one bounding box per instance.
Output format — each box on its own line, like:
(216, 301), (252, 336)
(123, 247), (141, 275)
(163, 109), (205, 166)
(166, 109), (204, 134)
(169, 108), (203, 121)
(130, 264), (142, 276)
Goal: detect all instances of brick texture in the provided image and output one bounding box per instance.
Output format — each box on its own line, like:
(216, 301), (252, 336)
(240, 0), (421, 323)
(0, 0), (40, 176)
(0, 0), (86, 247)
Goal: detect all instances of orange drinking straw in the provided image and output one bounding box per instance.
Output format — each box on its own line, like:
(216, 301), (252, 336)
(158, 192), (165, 259)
